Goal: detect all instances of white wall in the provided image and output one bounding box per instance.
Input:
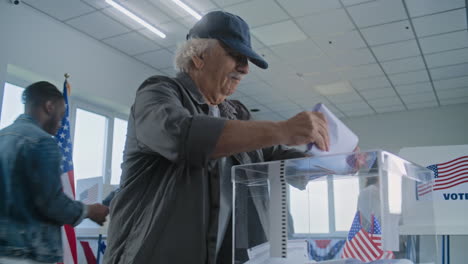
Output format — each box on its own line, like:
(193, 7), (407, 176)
(0, 1), (158, 115)
(343, 103), (468, 154)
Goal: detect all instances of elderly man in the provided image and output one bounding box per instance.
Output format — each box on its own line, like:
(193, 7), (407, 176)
(104, 11), (329, 264)
(0, 81), (109, 264)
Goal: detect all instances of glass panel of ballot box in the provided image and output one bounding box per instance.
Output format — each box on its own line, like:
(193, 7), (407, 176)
(232, 150), (438, 264)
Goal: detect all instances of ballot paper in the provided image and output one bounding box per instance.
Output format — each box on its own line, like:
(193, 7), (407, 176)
(307, 103), (359, 156)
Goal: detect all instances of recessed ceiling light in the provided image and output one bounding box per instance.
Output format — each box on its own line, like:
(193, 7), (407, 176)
(171, 0), (202, 20)
(314, 81), (353, 96)
(105, 0), (166, 38)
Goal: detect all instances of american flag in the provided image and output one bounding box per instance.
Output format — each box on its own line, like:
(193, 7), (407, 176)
(417, 156), (468, 197)
(55, 79), (78, 264)
(341, 211), (394, 261)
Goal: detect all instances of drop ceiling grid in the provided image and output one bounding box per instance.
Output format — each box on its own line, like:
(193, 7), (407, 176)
(18, 0), (468, 120)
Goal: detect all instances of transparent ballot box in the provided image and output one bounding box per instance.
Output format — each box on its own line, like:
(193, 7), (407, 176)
(232, 150), (438, 264)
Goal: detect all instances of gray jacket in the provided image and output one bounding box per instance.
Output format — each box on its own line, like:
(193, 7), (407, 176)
(103, 73), (304, 264)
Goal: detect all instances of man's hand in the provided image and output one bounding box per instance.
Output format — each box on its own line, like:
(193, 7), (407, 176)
(279, 111), (330, 151)
(87, 203), (109, 226)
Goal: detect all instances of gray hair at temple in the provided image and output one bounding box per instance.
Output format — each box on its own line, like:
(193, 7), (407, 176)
(174, 38), (218, 73)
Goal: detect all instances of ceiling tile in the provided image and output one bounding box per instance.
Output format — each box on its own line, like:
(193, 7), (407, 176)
(24, 0), (95, 21)
(124, 0), (173, 24)
(330, 48), (376, 67)
(290, 57), (336, 75)
(347, 0), (406, 27)
(180, 0), (217, 13)
(367, 97), (403, 107)
(419, 30), (468, 54)
(341, 0), (374, 6)
(103, 32), (161, 55)
(401, 92), (437, 104)
(389, 70), (429, 86)
(251, 36), (266, 50)
(425, 48), (468, 68)
(433, 76), (468, 90)
(360, 87), (397, 99)
(82, 0), (110, 9)
(412, 9), (467, 37)
(345, 108), (375, 117)
(440, 96), (468, 106)
(277, 0), (341, 17)
(327, 92), (362, 103)
(437, 86), (468, 100)
(351, 75), (390, 90)
(139, 21), (188, 48)
(374, 104), (405, 113)
(395, 82), (433, 95)
(316, 31), (366, 53)
(159, 67), (178, 77)
(339, 64), (384, 80)
(270, 39), (323, 62)
(101, 7), (143, 30)
(361, 20), (413, 46)
(66, 11), (131, 39)
(337, 100), (371, 110)
(405, 0), (465, 17)
(406, 101), (438, 110)
(381, 56), (425, 75)
(252, 20), (308, 46)
(135, 49), (174, 69)
(252, 112), (285, 121)
(225, 0), (289, 27)
(296, 9), (355, 38)
(302, 72), (345, 86)
(430, 63), (468, 81)
(262, 100), (302, 111)
(212, 0), (249, 7)
(372, 40), (420, 61)
(238, 81), (274, 96)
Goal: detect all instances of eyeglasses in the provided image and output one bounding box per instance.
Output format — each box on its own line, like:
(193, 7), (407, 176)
(220, 43), (248, 66)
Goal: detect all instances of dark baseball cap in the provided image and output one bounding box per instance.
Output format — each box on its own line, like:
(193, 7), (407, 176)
(187, 11), (268, 69)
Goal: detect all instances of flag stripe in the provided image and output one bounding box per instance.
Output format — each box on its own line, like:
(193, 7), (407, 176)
(437, 156), (468, 167)
(434, 179), (468, 191)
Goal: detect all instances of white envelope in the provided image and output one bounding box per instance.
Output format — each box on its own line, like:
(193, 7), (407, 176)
(307, 103), (359, 156)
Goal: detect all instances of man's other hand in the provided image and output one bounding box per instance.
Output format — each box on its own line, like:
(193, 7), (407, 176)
(87, 203), (109, 226)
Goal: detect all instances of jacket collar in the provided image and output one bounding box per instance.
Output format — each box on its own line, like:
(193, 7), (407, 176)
(176, 72), (207, 105)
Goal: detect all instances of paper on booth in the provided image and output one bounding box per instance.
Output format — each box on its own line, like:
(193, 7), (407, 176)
(307, 103), (359, 156)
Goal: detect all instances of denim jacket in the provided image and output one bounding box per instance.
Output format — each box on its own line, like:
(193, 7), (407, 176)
(0, 114), (85, 263)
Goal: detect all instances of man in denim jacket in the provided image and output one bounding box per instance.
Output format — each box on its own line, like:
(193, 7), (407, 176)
(0, 81), (109, 264)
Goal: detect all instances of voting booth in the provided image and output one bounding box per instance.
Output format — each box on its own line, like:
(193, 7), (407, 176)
(232, 150), (439, 264)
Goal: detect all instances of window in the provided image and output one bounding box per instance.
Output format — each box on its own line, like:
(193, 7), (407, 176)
(0, 83), (24, 129)
(111, 117), (128, 185)
(290, 176), (360, 236)
(73, 109), (107, 183)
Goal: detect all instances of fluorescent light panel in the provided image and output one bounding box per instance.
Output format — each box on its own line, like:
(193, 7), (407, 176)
(171, 0), (202, 20)
(105, 0), (166, 39)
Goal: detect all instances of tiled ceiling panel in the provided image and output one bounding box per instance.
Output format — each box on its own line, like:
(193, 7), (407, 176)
(21, 0), (468, 121)
(66, 11), (131, 39)
(412, 8), (467, 37)
(405, 0), (466, 17)
(24, 0), (95, 21)
(347, 0), (407, 27)
(295, 9), (355, 37)
(225, 0), (289, 27)
(277, 0), (341, 17)
(361, 20), (413, 46)
(252, 20), (307, 46)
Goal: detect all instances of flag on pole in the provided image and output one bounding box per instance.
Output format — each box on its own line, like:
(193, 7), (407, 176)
(341, 211), (394, 261)
(55, 78), (78, 264)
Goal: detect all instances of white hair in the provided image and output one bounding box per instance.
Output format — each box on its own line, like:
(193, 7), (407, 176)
(174, 38), (218, 73)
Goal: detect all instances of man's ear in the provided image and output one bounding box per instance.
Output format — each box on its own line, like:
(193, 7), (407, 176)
(44, 100), (54, 115)
(191, 54), (205, 70)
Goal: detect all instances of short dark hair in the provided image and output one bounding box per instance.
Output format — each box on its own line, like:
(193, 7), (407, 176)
(22, 81), (63, 107)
